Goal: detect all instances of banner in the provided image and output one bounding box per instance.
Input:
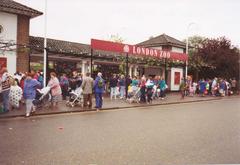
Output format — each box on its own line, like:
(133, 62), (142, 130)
(91, 39), (188, 62)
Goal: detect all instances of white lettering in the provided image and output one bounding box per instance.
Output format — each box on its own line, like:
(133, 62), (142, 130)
(154, 50), (158, 57)
(137, 47), (141, 54)
(133, 46), (136, 54)
(141, 47), (145, 54)
(146, 48), (149, 55)
(163, 52), (167, 58)
(160, 51), (163, 58)
(167, 52), (171, 58)
(150, 49), (154, 56)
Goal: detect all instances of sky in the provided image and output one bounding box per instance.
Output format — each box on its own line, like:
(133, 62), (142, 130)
(16, 0), (240, 46)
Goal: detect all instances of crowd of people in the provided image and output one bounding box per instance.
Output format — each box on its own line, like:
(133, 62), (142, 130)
(108, 74), (167, 104)
(0, 68), (106, 116)
(179, 77), (238, 99)
(0, 67), (239, 117)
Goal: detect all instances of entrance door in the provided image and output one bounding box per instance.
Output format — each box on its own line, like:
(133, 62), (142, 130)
(170, 67), (183, 91)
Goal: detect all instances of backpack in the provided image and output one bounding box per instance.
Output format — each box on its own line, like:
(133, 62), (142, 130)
(98, 78), (103, 88)
(1, 75), (14, 91)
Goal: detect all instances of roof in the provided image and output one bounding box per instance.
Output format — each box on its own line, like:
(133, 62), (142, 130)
(137, 33), (186, 49)
(0, 0), (43, 18)
(29, 36), (91, 55)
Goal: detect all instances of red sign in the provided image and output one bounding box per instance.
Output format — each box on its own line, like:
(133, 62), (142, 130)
(174, 72), (181, 85)
(91, 39), (188, 61)
(0, 57), (7, 70)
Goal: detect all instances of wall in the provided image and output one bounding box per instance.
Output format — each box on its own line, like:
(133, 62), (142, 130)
(172, 46), (184, 53)
(152, 46), (162, 50)
(17, 15), (30, 73)
(0, 12), (17, 74)
(144, 67), (164, 77)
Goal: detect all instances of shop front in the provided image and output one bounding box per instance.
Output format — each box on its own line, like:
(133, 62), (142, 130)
(91, 38), (188, 91)
(30, 35), (188, 91)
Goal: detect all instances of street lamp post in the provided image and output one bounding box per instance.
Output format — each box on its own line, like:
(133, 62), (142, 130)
(186, 22), (197, 79)
(43, 0), (48, 87)
(238, 53), (240, 92)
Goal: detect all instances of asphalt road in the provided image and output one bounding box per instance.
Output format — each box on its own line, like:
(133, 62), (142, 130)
(0, 97), (240, 165)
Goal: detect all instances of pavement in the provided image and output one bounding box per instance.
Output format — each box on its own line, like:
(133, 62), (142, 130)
(0, 92), (239, 119)
(0, 97), (240, 164)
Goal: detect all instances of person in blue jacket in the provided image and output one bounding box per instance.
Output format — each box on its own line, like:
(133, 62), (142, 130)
(94, 72), (105, 111)
(23, 72), (41, 117)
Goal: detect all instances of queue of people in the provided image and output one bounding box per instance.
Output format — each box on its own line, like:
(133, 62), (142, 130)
(108, 74), (167, 104)
(0, 67), (239, 117)
(179, 76), (238, 99)
(0, 69), (107, 116)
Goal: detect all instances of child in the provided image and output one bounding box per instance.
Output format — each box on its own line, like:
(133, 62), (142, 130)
(9, 80), (23, 110)
(189, 85), (194, 97)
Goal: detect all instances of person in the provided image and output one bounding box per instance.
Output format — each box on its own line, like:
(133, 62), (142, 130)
(109, 74), (118, 100)
(119, 75), (125, 99)
(199, 79), (206, 97)
(0, 68), (11, 113)
(23, 72), (41, 117)
(146, 76), (154, 104)
(131, 76), (139, 92)
(219, 79), (226, 97)
(9, 80), (23, 110)
(81, 72), (94, 108)
(179, 78), (186, 99)
(48, 72), (62, 107)
(192, 81), (197, 95)
(37, 71), (44, 88)
(60, 73), (69, 100)
(211, 77), (218, 96)
(159, 76), (167, 100)
(13, 71), (22, 84)
(94, 72), (105, 111)
(139, 76), (146, 103)
(231, 78), (237, 94)
(69, 71), (82, 91)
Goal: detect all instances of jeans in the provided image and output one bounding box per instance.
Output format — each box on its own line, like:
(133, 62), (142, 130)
(160, 89), (165, 98)
(26, 99), (34, 114)
(95, 93), (103, 109)
(2, 89), (10, 112)
(120, 86), (125, 98)
(110, 87), (117, 99)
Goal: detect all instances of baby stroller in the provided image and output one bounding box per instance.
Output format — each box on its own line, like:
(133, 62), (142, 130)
(126, 86), (141, 104)
(33, 86), (52, 110)
(66, 87), (83, 107)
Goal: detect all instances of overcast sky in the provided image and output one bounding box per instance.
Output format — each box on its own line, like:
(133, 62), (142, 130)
(16, 0), (240, 46)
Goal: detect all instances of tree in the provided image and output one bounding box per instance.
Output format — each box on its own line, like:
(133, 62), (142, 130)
(184, 35), (206, 81)
(109, 34), (125, 43)
(194, 37), (239, 80)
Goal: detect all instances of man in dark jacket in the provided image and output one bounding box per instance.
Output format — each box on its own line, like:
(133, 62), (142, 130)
(69, 71), (82, 91)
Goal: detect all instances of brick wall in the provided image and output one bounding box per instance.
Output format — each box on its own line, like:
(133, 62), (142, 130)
(16, 15), (30, 72)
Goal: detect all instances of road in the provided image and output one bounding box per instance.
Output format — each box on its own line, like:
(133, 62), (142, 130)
(0, 97), (240, 164)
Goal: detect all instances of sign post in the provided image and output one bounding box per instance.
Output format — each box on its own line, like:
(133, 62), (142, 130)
(90, 48), (93, 77)
(123, 45), (130, 99)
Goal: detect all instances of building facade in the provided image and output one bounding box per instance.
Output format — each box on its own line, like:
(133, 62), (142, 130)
(0, 0), (42, 74)
(30, 34), (187, 91)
